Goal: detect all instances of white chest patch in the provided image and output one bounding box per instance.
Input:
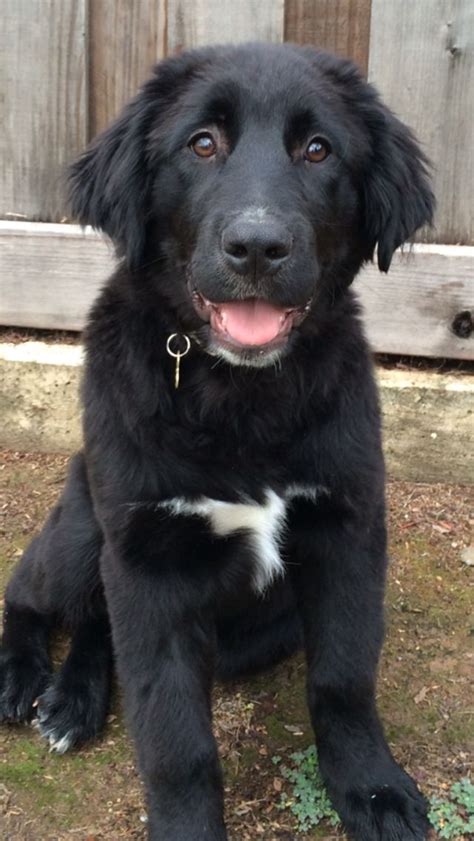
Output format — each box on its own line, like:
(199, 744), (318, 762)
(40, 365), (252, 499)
(156, 491), (285, 591)
(153, 484), (328, 592)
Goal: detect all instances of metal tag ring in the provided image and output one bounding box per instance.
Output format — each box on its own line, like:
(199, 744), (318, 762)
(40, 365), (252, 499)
(166, 333), (191, 358)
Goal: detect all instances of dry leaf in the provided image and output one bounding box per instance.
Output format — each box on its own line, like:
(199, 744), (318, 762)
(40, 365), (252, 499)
(432, 524), (450, 534)
(414, 686), (429, 704)
(283, 724), (303, 735)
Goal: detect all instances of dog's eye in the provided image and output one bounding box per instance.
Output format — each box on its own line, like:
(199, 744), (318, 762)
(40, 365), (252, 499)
(189, 132), (217, 158)
(305, 137), (331, 163)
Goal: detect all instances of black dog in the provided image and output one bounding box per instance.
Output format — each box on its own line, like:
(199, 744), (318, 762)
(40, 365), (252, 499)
(0, 43), (434, 840)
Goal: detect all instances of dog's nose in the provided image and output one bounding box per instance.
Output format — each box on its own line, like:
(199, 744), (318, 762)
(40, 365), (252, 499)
(222, 218), (292, 276)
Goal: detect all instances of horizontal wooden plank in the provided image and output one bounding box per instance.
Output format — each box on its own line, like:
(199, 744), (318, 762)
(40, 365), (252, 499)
(0, 222), (472, 359)
(357, 245), (473, 359)
(0, 222), (112, 331)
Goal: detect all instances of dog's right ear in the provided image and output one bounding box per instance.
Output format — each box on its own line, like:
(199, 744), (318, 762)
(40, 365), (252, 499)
(69, 50), (205, 269)
(69, 90), (156, 269)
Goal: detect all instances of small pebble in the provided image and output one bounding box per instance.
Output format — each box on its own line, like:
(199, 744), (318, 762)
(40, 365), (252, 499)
(461, 545), (474, 566)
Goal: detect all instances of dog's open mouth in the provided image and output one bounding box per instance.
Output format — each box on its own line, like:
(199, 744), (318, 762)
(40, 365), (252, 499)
(192, 291), (309, 351)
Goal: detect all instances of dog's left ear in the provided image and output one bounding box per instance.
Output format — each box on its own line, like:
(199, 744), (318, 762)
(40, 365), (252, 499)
(362, 107), (435, 272)
(308, 49), (435, 273)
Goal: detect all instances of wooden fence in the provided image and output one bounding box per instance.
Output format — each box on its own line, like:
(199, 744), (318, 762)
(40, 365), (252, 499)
(1, 0), (473, 359)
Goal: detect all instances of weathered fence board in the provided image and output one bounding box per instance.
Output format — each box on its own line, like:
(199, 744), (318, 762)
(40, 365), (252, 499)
(0, 223), (111, 330)
(369, 0), (474, 245)
(284, 0), (372, 73)
(167, 0), (285, 51)
(0, 0), (87, 222)
(89, 0), (167, 137)
(1, 223), (472, 360)
(357, 245), (473, 359)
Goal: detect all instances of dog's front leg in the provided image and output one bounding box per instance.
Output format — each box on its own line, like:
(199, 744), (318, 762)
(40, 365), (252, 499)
(290, 505), (429, 841)
(100, 532), (227, 841)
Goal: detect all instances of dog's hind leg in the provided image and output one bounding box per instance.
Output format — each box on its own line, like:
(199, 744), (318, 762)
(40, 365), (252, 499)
(0, 453), (107, 731)
(36, 612), (112, 752)
(0, 566), (53, 722)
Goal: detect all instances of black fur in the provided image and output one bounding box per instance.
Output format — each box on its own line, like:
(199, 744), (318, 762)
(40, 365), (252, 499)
(1, 43), (434, 840)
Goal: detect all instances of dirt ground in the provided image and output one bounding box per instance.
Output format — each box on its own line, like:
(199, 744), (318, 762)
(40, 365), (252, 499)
(0, 450), (472, 840)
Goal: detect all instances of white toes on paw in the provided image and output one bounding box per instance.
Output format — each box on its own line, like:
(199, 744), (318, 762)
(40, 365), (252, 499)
(47, 732), (74, 754)
(33, 717), (75, 753)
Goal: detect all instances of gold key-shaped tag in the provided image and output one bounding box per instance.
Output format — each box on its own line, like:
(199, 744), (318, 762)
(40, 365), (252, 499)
(166, 333), (191, 389)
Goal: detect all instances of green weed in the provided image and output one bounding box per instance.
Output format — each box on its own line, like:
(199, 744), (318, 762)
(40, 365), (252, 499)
(428, 777), (474, 839)
(274, 748), (474, 840)
(273, 746), (339, 833)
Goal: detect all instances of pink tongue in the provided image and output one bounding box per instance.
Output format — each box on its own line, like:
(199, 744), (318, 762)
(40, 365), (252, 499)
(214, 300), (287, 346)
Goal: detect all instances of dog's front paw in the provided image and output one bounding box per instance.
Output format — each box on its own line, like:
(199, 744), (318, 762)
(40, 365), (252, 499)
(0, 648), (50, 722)
(330, 761), (429, 840)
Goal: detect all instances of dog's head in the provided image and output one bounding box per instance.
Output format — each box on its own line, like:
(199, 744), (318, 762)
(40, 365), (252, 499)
(70, 43), (434, 367)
